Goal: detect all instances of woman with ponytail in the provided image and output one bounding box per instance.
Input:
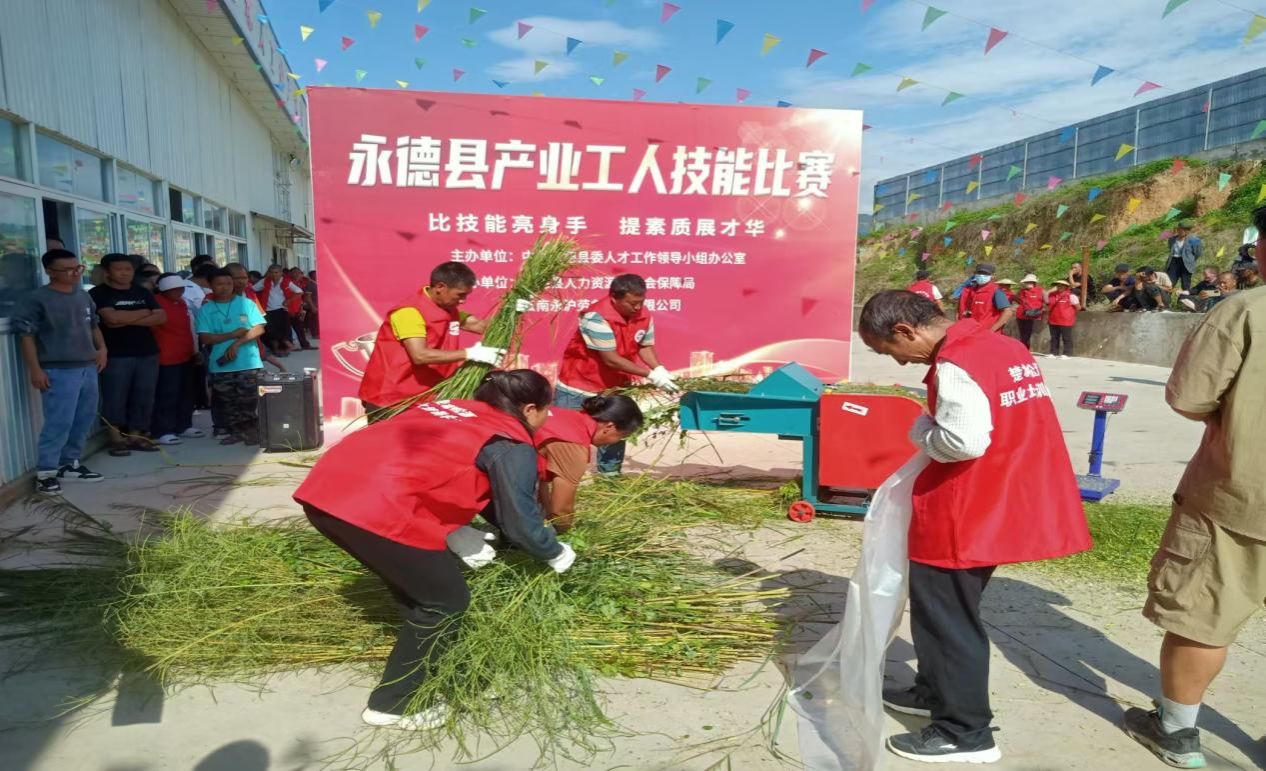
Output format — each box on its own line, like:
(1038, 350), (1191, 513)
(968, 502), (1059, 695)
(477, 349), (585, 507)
(293, 369), (575, 730)
(533, 394), (643, 532)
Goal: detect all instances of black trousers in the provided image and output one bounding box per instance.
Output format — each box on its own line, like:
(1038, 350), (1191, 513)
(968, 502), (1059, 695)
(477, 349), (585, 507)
(1049, 325), (1074, 356)
(1016, 319), (1037, 350)
(290, 311), (311, 349)
(304, 506), (469, 714)
(190, 356), (210, 410)
(909, 561), (996, 744)
(264, 309), (291, 352)
(151, 362), (194, 438)
(1166, 259), (1192, 292)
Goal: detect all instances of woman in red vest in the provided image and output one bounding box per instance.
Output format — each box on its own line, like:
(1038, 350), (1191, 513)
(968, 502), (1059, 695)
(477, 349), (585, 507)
(858, 290), (1090, 764)
(556, 274), (678, 475)
(534, 395), (643, 532)
(1046, 279), (1080, 359)
(293, 369), (575, 730)
(906, 270), (942, 303)
(1014, 274), (1046, 351)
(358, 261), (515, 422)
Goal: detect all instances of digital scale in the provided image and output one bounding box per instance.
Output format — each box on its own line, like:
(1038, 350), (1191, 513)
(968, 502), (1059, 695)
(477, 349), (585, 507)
(1075, 391), (1128, 501)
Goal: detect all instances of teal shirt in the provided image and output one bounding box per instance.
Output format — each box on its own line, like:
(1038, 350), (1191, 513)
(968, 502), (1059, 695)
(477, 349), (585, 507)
(195, 296), (266, 373)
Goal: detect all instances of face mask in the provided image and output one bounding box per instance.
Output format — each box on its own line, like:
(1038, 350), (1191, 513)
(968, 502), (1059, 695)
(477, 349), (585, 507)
(973, 274), (990, 286)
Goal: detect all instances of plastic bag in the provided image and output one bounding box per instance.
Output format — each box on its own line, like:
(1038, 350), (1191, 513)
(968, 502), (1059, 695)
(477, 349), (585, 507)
(787, 452), (929, 771)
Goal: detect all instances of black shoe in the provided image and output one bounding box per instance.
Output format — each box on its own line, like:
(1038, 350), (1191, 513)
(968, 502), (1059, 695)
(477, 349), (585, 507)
(887, 725), (1001, 764)
(57, 461), (103, 482)
(882, 685), (933, 718)
(36, 476), (62, 495)
(1123, 707), (1206, 768)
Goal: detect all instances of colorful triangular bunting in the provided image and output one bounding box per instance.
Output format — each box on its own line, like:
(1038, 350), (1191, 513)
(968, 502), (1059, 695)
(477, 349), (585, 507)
(985, 27), (1007, 54)
(534, 60), (549, 74)
(1218, 172), (1232, 191)
(354, 68), (367, 82)
(1006, 165), (1022, 181)
(517, 21), (533, 39)
(661, 2), (680, 23)
(922, 6), (948, 30)
(716, 19), (735, 43)
(761, 33), (781, 56)
(736, 87), (750, 102)
(314, 58), (327, 72)
(1134, 81), (1162, 97)
(341, 36), (355, 50)
(696, 77), (712, 93)
(1246, 15), (1266, 45)
(367, 10), (382, 28)
(1056, 204), (1069, 218)
(851, 62), (872, 77)
(1115, 143), (1134, 161)
(415, 24), (428, 40)
(1162, 0), (1193, 17)
(897, 77), (918, 91)
(300, 25), (314, 41)
(1091, 65), (1114, 86)
(633, 88), (647, 100)
(589, 76), (604, 86)
(656, 64), (672, 82)
(613, 51), (629, 66)
(806, 48), (828, 68)
(566, 37), (582, 54)
(468, 7), (486, 24)
(942, 91), (964, 106)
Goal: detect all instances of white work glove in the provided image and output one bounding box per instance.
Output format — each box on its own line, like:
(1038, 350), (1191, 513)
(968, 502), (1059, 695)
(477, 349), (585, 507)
(647, 365), (680, 393)
(547, 542), (576, 574)
(465, 343), (507, 365)
(908, 414), (935, 447)
(513, 298), (534, 313)
(447, 526), (498, 569)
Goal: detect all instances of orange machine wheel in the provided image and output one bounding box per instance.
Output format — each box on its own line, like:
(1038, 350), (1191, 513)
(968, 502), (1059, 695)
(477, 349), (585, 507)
(788, 500), (816, 523)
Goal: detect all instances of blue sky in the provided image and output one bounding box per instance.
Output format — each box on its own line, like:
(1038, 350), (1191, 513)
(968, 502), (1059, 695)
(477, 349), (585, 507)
(266, 0), (1266, 213)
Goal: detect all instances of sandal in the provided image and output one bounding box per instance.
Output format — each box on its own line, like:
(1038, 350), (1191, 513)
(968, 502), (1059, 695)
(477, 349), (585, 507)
(219, 434), (243, 446)
(128, 439), (160, 452)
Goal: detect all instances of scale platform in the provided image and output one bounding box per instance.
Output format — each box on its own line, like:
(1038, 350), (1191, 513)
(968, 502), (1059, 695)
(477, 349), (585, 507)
(1076, 474), (1121, 502)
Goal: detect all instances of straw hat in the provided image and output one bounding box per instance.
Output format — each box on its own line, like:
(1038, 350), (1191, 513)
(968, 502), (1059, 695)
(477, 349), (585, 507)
(1052, 279), (1071, 287)
(1021, 273), (1039, 284)
(995, 279), (1016, 286)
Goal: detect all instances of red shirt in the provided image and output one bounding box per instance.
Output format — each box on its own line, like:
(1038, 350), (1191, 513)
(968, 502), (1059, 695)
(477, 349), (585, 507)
(153, 294), (195, 366)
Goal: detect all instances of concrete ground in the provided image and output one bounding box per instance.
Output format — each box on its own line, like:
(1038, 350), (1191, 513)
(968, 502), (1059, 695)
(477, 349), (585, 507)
(1, 349), (1262, 771)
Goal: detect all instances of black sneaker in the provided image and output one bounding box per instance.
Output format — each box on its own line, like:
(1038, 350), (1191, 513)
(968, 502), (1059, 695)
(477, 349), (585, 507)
(57, 461), (103, 482)
(883, 685), (934, 717)
(887, 725), (1001, 764)
(36, 476), (62, 495)
(1123, 707), (1206, 768)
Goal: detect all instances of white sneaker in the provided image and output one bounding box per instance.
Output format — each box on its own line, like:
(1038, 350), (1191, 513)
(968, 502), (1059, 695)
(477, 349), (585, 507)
(1179, 298), (1197, 311)
(361, 704), (449, 730)
(1059, 355), (1071, 360)
(156, 434), (183, 445)
(180, 428), (207, 438)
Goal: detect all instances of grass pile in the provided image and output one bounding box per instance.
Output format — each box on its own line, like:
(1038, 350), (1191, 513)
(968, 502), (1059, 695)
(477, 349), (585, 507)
(1037, 500), (1170, 587)
(0, 474), (787, 765)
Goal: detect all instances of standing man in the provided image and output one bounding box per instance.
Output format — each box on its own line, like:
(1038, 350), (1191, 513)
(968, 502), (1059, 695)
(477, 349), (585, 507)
(556, 273), (679, 475)
(14, 249), (107, 494)
(358, 261), (511, 421)
(150, 274), (204, 445)
(196, 269), (266, 446)
(90, 252), (165, 456)
(858, 290), (1091, 764)
(956, 264), (1015, 333)
(252, 264), (305, 356)
(1166, 221), (1203, 295)
(286, 266), (315, 350)
(1123, 231), (1264, 770)
(906, 270), (942, 302)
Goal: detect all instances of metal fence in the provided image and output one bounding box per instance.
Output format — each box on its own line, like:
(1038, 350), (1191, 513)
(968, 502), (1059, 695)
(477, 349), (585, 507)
(873, 68), (1266, 221)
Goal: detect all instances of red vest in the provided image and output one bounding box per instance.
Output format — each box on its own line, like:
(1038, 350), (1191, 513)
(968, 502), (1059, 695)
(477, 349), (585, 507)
(261, 277), (304, 314)
(960, 281), (1004, 328)
(153, 294), (194, 366)
(1017, 286), (1045, 314)
(1048, 289), (1077, 327)
(910, 320), (1091, 568)
(294, 400), (531, 550)
(907, 280), (937, 301)
(534, 407), (597, 480)
(358, 289), (463, 406)
(558, 296), (653, 393)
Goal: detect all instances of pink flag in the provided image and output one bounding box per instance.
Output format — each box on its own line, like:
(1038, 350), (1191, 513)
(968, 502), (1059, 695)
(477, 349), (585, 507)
(414, 24), (428, 41)
(863, 123), (873, 131)
(1202, 99), (1210, 113)
(806, 48), (828, 68)
(1014, 193), (1027, 205)
(1170, 158), (1187, 174)
(516, 21), (532, 38)
(452, 68), (465, 81)
(968, 153), (984, 168)
(941, 201), (953, 212)
(861, 0), (876, 11)
(205, 0), (217, 12)
(314, 58), (328, 72)
(736, 87), (751, 102)
(341, 36), (355, 50)
(633, 88), (647, 100)
(981, 229), (991, 241)
(660, 2), (681, 23)
(985, 27), (1008, 54)
(1134, 81), (1161, 97)
(655, 64), (671, 82)
(1047, 175), (1062, 190)
(1097, 240), (1108, 250)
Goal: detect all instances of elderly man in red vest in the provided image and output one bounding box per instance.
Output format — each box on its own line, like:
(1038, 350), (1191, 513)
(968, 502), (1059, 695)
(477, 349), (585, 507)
(555, 273), (677, 474)
(358, 261), (520, 421)
(859, 289), (1091, 764)
(957, 263), (1015, 333)
(906, 270), (942, 302)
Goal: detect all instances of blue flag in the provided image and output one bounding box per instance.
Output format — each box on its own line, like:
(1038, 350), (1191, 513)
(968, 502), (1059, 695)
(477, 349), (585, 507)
(1091, 65), (1114, 86)
(1059, 127), (1075, 144)
(716, 19), (735, 43)
(492, 80), (509, 88)
(566, 37), (582, 54)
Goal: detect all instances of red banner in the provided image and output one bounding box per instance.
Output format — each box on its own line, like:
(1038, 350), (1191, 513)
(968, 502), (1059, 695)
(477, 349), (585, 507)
(308, 88), (862, 420)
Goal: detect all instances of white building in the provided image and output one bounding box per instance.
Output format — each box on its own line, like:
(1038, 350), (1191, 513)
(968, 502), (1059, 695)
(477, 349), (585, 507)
(0, 0), (315, 492)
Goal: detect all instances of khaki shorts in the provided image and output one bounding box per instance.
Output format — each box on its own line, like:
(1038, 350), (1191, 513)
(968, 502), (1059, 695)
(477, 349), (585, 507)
(1143, 507), (1266, 647)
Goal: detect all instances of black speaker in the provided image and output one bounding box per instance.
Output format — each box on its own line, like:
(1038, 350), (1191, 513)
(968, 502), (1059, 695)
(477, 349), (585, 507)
(257, 371), (323, 452)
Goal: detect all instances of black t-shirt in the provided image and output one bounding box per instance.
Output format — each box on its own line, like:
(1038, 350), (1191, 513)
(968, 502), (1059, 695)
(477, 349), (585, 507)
(89, 283), (160, 357)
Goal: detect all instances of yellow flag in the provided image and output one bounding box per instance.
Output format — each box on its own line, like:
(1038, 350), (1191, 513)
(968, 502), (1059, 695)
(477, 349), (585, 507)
(1257, 183), (1266, 204)
(418, 0), (431, 10)
(874, 203), (886, 212)
(1245, 14), (1266, 45)
(1128, 197), (1142, 212)
(1217, 245), (1226, 258)
(1024, 222), (1037, 233)
(1040, 244), (1052, 250)
(907, 192), (922, 204)
(531, 90), (544, 97)
(1115, 143), (1134, 161)
(761, 33), (781, 56)
(897, 77), (918, 91)
(966, 180), (979, 194)
(287, 72), (301, 80)
(292, 88), (304, 97)
(300, 25), (314, 41)
(1090, 213), (1106, 223)
(984, 245), (994, 256)
(367, 10), (383, 28)
(232, 35), (244, 45)
(396, 80), (409, 88)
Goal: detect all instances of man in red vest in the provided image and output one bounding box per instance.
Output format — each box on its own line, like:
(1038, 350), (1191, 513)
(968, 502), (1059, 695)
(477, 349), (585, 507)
(858, 290), (1091, 765)
(906, 270), (942, 302)
(555, 273), (678, 474)
(957, 263), (1015, 333)
(358, 261), (518, 421)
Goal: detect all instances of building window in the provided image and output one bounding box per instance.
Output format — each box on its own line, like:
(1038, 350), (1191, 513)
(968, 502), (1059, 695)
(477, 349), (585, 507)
(117, 166), (161, 216)
(126, 219), (166, 264)
(36, 132), (107, 202)
(0, 117), (29, 182)
(0, 191), (39, 319)
(174, 229), (194, 266)
(170, 189), (199, 225)
(227, 211), (247, 239)
(203, 202), (225, 233)
(213, 238), (228, 263)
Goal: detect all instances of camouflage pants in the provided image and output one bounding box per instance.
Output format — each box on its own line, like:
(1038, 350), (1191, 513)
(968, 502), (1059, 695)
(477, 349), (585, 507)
(210, 369), (260, 438)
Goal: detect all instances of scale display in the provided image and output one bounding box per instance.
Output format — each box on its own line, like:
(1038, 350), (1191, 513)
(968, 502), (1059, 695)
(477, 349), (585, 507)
(1077, 391), (1128, 413)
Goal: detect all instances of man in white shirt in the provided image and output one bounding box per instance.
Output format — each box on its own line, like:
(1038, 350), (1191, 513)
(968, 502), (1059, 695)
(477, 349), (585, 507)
(251, 264), (304, 356)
